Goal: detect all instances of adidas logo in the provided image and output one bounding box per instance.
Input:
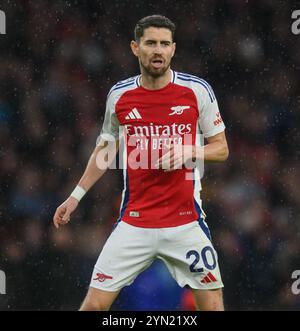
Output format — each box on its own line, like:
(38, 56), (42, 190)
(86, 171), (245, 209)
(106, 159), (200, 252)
(200, 272), (217, 284)
(125, 108), (142, 120)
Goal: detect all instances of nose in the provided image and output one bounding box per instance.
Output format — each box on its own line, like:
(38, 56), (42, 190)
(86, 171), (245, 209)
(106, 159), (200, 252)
(153, 44), (163, 54)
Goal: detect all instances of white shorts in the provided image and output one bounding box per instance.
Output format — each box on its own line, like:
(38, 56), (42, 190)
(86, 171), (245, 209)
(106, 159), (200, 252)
(90, 220), (224, 292)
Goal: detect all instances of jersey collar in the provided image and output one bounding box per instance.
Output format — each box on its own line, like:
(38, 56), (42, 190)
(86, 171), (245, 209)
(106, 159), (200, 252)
(136, 69), (176, 87)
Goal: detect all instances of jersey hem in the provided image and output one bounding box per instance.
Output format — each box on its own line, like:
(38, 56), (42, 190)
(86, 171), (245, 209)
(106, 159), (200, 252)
(121, 216), (198, 229)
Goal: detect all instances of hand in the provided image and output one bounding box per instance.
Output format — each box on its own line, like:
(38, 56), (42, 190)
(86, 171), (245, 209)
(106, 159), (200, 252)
(156, 144), (196, 172)
(53, 196), (79, 228)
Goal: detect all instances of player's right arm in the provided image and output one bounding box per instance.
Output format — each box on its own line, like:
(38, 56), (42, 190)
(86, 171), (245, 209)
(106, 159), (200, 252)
(53, 139), (119, 228)
(53, 87), (121, 228)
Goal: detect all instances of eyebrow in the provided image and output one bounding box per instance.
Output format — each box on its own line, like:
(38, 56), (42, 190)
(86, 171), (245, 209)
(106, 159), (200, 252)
(144, 39), (172, 44)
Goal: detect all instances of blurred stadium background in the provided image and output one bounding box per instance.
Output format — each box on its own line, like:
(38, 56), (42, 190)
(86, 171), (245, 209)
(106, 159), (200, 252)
(0, 0), (299, 310)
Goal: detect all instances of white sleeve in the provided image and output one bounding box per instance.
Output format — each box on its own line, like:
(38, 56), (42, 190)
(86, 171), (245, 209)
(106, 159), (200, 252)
(194, 81), (225, 138)
(98, 91), (120, 143)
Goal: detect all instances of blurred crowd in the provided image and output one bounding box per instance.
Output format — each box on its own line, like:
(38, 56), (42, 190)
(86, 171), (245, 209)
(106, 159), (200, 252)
(0, 0), (300, 310)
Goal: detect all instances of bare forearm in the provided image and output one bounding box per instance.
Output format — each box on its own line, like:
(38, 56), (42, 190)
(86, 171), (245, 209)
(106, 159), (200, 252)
(77, 148), (107, 192)
(77, 140), (118, 192)
(54, 139), (118, 228)
(193, 141), (229, 162)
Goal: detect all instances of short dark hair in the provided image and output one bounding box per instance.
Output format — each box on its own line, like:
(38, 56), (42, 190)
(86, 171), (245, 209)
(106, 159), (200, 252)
(134, 15), (176, 43)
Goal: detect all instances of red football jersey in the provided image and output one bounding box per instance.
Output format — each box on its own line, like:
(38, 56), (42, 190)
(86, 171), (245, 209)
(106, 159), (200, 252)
(99, 70), (225, 228)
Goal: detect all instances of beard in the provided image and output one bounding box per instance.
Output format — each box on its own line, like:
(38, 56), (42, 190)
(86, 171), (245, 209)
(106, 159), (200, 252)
(140, 58), (171, 78)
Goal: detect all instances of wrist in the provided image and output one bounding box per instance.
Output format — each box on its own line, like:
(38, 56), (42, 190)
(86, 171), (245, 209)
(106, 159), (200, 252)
(192, 145), (204, 160)
(70, 185), (86, 202)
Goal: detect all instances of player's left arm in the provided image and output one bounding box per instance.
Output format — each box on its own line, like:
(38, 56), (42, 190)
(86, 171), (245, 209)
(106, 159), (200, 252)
(157, 131), (228, 171)
(192, 80), (228, 163)
(195, 130), (229, 162)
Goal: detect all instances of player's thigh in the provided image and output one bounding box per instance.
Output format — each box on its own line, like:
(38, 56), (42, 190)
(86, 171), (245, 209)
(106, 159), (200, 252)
(192, 288), (224, 311)
(90, 221), (155, 292)
(80, 287), (120, 311)
(158, 220), (224, 290)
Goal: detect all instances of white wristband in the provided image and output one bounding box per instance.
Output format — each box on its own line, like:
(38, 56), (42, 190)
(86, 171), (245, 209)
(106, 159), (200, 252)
(70, 186), (86, 202)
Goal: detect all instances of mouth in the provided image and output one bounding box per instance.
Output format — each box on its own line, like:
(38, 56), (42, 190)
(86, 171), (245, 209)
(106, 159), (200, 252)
(151, 58), (164, 69)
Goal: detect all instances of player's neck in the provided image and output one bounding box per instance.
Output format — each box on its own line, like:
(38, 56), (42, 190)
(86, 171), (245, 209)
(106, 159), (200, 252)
(140, 69), (172, 90)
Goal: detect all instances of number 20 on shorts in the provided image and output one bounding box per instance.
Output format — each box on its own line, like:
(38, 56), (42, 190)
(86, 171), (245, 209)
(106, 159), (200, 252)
(186, 246), (217, 273)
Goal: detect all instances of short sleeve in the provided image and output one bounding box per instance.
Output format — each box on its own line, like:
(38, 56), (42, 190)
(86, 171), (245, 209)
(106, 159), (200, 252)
(195, 81), (225, 138)
(98, 91), (120, 143)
